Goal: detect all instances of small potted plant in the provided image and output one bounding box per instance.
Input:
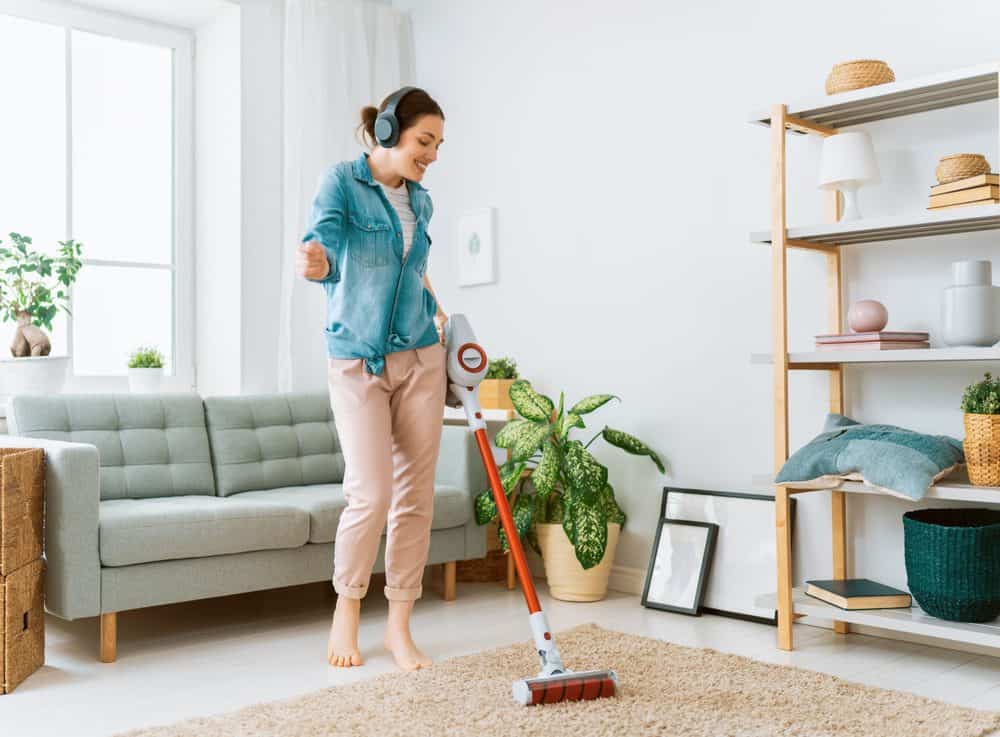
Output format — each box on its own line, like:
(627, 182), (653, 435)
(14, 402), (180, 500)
(474, 379), (664, 601)
(128, 346), (165, 393)
(478, 356), (519, 410)
(961, 372), (1000, 485)
(0, 233), (83, 396)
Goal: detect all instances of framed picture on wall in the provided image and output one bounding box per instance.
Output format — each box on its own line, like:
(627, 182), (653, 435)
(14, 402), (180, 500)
(641, 519), (718, 616)
(456, 207), (496, 286)
(661, 487), (797, 625)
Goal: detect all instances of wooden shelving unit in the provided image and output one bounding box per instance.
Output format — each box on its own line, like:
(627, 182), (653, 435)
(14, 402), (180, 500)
(753, 62), (1000, 653)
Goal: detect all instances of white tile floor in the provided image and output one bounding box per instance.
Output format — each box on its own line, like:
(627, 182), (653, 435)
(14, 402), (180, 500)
(4, 572), (1000, 737)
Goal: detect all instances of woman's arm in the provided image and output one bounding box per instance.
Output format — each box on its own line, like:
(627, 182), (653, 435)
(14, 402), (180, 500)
(423, 272), (448, 343)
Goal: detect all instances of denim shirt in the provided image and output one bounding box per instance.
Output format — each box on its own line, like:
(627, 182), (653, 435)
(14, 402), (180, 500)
(302, 152), (439, 376)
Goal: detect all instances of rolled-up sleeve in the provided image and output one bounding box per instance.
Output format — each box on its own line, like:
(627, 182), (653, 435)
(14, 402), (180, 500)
(302, 166), (347, 284)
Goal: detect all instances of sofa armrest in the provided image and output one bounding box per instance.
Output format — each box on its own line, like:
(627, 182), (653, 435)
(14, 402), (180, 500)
(437, 426), (490, 560)
(436, 425), (489, 493)
(0, 435), (101, 620)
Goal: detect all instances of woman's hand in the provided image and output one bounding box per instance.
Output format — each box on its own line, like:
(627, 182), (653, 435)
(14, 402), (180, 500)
(297, 241), (330, 280)
(434, 311), (448, 346)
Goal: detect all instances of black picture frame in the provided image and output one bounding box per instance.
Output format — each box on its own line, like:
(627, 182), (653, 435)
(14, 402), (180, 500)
(660, 486), (797, 626)
(641, 519), (718, 616)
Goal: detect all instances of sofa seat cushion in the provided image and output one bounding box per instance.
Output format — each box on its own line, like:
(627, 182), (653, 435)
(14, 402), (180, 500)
(99, 495), (310, 567)
(231, 484), (473, 544)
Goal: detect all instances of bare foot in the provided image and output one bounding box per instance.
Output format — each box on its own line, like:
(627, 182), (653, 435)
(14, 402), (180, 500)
(327, 596), (363, 667)
(384, 600), (432, 671)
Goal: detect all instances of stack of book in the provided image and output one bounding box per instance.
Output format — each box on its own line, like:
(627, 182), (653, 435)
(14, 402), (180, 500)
(928, 173), (999, 210)
(815, 331), (929, 351)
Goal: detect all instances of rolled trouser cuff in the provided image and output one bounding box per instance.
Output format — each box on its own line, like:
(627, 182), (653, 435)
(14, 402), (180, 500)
(333, 577), (368, 599)
(384, 584), (422, 601)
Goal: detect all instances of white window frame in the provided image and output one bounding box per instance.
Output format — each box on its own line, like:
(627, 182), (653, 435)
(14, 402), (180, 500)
(0, 0), (195, 391)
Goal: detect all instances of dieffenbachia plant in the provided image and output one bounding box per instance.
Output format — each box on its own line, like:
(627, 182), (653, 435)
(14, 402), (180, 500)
(474, 379), (665, 569)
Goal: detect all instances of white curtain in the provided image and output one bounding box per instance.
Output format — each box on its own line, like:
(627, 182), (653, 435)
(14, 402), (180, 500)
(278, 0), (415, 391)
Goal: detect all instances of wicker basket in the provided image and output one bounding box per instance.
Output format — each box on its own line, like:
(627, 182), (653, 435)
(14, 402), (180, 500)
(825, 59), (895, 95)
(456, 519), (507, 582)
(903, 508), (1000, 622)
(0, 448), (45, 695)
(964, 413), (1000, 486)
(936, 154), (991, 185)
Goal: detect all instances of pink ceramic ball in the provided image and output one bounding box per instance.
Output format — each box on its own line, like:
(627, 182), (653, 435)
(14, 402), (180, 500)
(848, 300), (888, 332)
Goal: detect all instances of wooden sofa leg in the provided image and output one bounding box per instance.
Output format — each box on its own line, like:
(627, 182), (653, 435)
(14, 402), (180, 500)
(442, 561), (456, 601)
(100, 612), (117, 663)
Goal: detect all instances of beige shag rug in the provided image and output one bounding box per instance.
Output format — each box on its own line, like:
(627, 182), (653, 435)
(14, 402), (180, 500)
(113, 623), (1000, 737)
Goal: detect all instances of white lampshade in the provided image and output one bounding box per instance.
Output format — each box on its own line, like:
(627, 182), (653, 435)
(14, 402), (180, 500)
(818, 131), (880, 190)
(817, 130), (880, 220)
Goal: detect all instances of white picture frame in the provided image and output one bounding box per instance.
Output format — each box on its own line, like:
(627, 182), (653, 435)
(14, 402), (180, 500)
(662, 487), (796, 625)
(456, 207), (496, 286)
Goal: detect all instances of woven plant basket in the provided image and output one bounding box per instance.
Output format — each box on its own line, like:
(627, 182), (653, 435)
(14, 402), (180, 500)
(825, 59), (895, 95)
(964, 413), (1000, 486)
(0, 448), (45, 577)
(903, 508), (1000, 622)
(936, 154), (991, 184)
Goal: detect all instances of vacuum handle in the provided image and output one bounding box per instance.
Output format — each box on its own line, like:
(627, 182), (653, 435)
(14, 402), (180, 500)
(473, 428), (542, 615)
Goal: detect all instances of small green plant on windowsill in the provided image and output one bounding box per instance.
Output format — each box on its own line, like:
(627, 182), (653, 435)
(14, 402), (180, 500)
(128, 346), (164, 369)
(474, 379), (665, 569)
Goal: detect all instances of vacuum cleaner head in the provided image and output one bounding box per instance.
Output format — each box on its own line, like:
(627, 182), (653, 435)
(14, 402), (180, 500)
(512, 669), (620, 706)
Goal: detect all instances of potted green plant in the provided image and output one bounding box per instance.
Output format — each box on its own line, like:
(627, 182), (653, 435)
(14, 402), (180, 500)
(128, 346), (165, 393)
(0, 233), (83, 395)
(478, 356), (519, 410)
(961, 372), (1000, 486)
(474, 379), (664, 601)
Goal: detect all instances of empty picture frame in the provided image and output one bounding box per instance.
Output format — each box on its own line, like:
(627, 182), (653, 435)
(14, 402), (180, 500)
(456, 207), (496, 286)
(661, 487), (797, 625)
(641, 519), (718, 616)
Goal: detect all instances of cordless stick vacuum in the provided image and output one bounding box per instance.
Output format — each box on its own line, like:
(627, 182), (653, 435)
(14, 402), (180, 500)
(444, 314), (620, 707)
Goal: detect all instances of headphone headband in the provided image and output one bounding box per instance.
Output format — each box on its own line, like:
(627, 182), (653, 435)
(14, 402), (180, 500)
(373, 86), (419, 148)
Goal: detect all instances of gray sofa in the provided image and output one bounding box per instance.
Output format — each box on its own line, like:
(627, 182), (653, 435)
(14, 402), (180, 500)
(3, 391), (488, 662)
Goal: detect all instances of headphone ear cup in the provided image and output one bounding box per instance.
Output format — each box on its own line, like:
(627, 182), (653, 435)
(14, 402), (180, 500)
(374, 114), (398, 147)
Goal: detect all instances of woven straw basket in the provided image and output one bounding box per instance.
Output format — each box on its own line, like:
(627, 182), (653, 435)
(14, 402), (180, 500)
(936, 154), (991, 185)
(825, 59), (895, 95)
(456, 519), (508, 582)
(964, 414), (1000, 487)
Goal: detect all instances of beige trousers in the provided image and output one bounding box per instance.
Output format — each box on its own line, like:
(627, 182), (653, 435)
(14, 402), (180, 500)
(327, 342), (447, 601)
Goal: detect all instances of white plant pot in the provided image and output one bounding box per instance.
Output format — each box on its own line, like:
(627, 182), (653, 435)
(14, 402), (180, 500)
(0, 355), (70, 403)
(128, 367), (164, 394)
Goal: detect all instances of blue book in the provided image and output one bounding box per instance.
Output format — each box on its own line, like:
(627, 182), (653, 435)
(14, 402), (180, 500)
(805, 579), (912, 610)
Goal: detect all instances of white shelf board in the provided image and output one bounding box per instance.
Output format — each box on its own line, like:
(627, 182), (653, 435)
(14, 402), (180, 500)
(751, 470), (1000, 504)
(755, 589), (1000, 649)
(751, 347), (1000, 365)
(750, 205), (1000, 246)
(749, 63), (999, 130)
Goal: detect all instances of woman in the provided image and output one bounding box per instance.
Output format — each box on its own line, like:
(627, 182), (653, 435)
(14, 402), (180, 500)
(296, 87), (448, 672)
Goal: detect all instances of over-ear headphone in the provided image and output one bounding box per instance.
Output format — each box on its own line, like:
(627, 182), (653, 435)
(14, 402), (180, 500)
(373, 86), (418, 148)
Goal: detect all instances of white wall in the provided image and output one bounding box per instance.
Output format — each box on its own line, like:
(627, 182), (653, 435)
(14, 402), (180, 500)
(391, 0), (1000, 592)
(195, 3), (242, 396)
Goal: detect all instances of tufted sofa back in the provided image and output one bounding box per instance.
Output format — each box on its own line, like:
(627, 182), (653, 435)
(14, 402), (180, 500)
(203, 392), (345, 497)
(7, 393), (215, 500)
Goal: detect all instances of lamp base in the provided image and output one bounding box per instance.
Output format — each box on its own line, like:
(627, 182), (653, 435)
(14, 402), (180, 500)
(840, 188), (862, 221)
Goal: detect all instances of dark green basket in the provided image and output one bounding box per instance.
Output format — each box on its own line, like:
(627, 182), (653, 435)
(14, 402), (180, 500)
(903, 508), (1000, 622)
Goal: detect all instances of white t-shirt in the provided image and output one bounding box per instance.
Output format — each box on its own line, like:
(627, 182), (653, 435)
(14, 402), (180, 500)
(378, 179), (416, 260)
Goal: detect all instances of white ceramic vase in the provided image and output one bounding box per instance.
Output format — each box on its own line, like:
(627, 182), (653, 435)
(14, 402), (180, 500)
(942, 260), (1000, 347)
(128, 367), (164, 393)
(0, 355), (70, 400)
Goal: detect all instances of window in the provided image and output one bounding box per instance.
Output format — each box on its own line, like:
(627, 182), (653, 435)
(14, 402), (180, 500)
(0, 4), (193, 388)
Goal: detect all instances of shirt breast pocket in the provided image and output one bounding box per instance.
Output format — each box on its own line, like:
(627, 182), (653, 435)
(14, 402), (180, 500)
(347, 216), (393, 268)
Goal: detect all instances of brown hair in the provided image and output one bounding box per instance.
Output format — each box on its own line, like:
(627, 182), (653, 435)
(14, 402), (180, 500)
(357, 87), (444, 149)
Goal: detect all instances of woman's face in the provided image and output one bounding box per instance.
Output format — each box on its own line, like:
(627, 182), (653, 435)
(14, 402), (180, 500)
(391, 114), (444, 183)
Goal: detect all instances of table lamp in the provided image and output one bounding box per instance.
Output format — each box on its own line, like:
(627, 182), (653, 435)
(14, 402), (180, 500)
(818, 130), (880, 220)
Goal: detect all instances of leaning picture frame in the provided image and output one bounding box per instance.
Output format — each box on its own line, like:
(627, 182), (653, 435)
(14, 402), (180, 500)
(661, 487), (797, 625)
(641, 519), (718, 616)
